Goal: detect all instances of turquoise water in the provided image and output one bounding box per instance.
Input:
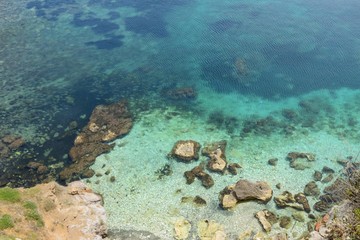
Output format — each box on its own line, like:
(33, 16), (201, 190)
(0, 0), (360, 238)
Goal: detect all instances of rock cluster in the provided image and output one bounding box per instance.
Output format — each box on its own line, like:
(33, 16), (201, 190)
(59, 100), (132, 182)
(219, 180), (273, 209)
(274, 191), (311, 213)
(0, 135), (25, 159)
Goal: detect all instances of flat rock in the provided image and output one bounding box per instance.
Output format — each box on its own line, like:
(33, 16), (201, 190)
(173, 217), (191, 240)
(170, 140), (201, 162)
(197, 220), (226, 240)
(233, 180), (273, 202)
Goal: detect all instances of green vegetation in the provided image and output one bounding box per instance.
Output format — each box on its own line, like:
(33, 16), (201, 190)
(0, 235), (16, 240)
(0, 215), (14, 230)
(23, 201), (44, 227)
(0, 187), (20, 203)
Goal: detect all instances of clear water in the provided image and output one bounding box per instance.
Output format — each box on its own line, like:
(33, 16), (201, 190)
(0, 0), (359, 238)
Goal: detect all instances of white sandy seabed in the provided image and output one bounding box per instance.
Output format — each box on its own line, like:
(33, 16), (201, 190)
(87, 88), (360, 239)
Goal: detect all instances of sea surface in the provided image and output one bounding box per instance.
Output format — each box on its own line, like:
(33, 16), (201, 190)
(0, 0), (360, 239)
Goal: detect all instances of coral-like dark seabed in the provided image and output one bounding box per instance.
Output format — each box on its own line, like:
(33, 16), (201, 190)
(1, 0), (360, 238)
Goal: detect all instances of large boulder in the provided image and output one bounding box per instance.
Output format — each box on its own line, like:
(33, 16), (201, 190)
(59, 100), (132, 182)
(219, 180), (272, 209)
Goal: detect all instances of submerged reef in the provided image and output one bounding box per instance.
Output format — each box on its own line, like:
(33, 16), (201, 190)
(59, 100), (132, 182)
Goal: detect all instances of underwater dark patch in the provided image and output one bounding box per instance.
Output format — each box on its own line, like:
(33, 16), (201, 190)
(85, 35), (124, 50)
(125, 15), (168, 37)
(108, 11), (120, 20)
(91, 20), (119, 34)
(209, 19), (242, 33)
(72, 13), (100, 27)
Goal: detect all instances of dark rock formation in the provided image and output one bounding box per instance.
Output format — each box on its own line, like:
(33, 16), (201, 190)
(184, 164), (214, 189)
(268, 158), (278, 166)
(294, 193), (311, 213)
(227, 163), (241, 175)
(165, 87), (197, 100)
(59, 100), (132, 182)
(169, 140), (201, 162)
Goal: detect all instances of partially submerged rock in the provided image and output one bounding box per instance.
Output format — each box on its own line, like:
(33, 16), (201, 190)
(59, 100), (132, 182)
(313, 170), (322, 181)
(202, 141), (228, 173)
(170, 140), (201, 162)
(219, 180), (272, 209)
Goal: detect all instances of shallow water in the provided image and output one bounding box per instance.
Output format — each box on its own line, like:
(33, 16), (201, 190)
(0, 0), (360, 238)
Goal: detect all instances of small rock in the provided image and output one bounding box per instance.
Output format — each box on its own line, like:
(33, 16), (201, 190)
(271, 233), (288, 240)
(313, 170), (322, 181)
(184, 171), (196, 184)
(194, 196), (207, 206)
(227, 163), (241, 175)
(313, 200), (331, 212)
(198, 172), (214, 189)
(294, 193), (311, 213)
(322, 166), (335, 173)
(268, 158), (278, 166)
(202, 140), (227, 157)
(255, 210), (272, 232)
(304, 181), (320, 197)
(255, 210), (277, 233)
(276, 183), (281, 189)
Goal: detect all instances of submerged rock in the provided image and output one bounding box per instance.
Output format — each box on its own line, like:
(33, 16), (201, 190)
(313, 170), (322, 181)
(184, 164), (214, 189)
(287, 152), (315, 170)
(170, 140), (201, 162)
(227, 163), (241, 175)
(274, 191), (305, 211)
(304, 181), (320, 197)
(255, 209), (278, 232)
(0, 135), (25, 159)
(197, 220), (226, 240)
(165, 87), (197, 100)
(173, 217), (191, 240)
(59, 100), (132, 182)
